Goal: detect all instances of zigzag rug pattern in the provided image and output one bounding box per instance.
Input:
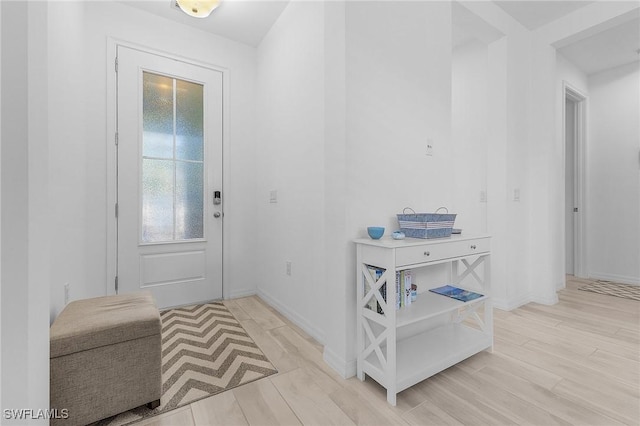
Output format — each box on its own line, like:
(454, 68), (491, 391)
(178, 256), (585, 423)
(95, 302), (277, 425)
(578, 280), (640, 301)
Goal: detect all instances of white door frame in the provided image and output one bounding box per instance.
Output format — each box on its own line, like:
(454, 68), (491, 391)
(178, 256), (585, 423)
(563, 81), (588, 279)
(106, 38), (230, 299)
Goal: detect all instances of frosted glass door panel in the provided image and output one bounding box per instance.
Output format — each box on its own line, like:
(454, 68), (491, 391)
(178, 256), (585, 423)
(143, 73), (174, 158)
(176, 162), (204, 240)
(176, 79), (204, 162)
(141, 71), (204, 243)
(142, 159), (174, 242)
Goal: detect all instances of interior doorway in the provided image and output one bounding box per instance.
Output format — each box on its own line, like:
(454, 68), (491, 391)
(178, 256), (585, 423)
(564, 83), (587, 281)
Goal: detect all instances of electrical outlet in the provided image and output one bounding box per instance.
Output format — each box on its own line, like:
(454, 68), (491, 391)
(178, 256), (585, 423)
(286, 261), (292, 276)
(513, 188), (520, 202)
(480, 190), (487, 203)
(270, 190), (278, 203)
(426, 139), (434, 156)
(64, 283), (70, 305)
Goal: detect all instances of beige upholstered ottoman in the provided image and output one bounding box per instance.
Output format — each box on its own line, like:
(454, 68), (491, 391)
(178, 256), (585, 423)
(50, 292), (162, 426)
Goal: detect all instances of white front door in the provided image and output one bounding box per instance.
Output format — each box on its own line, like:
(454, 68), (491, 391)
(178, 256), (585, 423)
(116, 46), (223, 308)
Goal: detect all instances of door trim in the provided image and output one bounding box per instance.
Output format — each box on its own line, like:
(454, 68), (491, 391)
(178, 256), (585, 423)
(106, 38), (230, 299)
(563, 81), (588, 280)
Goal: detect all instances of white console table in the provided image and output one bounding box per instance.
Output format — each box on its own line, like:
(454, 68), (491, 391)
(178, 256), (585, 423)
(355, 234), (493, 406)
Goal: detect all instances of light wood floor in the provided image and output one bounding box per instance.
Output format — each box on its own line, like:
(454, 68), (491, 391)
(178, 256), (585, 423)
(140, 276), (639, 426)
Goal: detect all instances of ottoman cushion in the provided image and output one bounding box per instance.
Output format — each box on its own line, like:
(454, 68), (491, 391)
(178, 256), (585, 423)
(50, 291), (161, 425)
(50, 292), (161, 358)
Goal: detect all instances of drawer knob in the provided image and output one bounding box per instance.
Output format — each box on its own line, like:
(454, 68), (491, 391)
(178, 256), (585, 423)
(424, 251), (430, 256)
(470, 245), (477, 250)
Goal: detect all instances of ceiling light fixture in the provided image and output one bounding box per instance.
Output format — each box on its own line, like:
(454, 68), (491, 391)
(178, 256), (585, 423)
(175, 0), (221, 18)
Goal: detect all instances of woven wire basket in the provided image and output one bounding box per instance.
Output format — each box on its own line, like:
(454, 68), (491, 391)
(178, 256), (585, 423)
(396, 207), (456, 239)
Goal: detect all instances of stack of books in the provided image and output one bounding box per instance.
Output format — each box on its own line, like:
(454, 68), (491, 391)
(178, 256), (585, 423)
(363, 266), (416, 313)
(395, 270), (414, 309)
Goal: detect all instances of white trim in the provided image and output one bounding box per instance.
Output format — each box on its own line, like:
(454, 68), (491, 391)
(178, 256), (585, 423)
(531, 292), (559, 306)
(493, 289), (559, 311)
(225, 289), (257, 300)
(257, 288), (326, 346)
(106, 37), (230, 299)
(323, 346), (357, 379)
(492, 293), (531, 311)
(562, 81), (588, 280)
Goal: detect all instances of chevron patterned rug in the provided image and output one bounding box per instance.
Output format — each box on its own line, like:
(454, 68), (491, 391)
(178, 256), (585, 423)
(578, 280), (640, 301)
(95, 302), (278, 425)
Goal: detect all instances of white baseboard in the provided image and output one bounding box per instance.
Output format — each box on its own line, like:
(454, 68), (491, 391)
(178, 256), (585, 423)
(323, 346), (356, 379)
(493, 289), (559, 311)
(256, 289), (326, 346)
(589, 272), (640, 286)
(530, 291), (558, 306)
(225, 288), (257, 300)
(492, 293), (531, 311)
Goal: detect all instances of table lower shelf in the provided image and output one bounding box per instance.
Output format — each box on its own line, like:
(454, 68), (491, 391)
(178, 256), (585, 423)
(362, 323), (492, 393)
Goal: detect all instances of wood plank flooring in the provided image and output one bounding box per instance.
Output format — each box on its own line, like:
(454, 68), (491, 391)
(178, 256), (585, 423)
(141, 276), (639, 425)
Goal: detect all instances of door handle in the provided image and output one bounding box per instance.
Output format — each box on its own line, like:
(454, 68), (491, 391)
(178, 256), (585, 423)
(213, 211), (221, 218)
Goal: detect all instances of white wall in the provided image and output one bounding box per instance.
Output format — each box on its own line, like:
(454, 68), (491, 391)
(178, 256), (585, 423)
(253, 0), (455, 375)
(47, 1), (88, 322)
(1, 1), (31, 417)
(458, 1), (539, 309)
(485, 37), (511, 308)
(451, 41), (489, 235)
(343, 0), (453, 373)
(556, 53), (589, 94)
(587, 62), (640, 284)
(527, 35), (562, 304)
(254, 0), (327, 343)
(502, 25), (535, 306)
(346, 1), (453, 232)
(1, 2), (50, 421)
(47, 1), (259, 320)
(27, 2), (50, 419)
(322, 0), (350, 376)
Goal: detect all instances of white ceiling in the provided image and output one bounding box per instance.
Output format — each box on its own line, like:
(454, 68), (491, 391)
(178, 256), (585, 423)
(493, 1), (594, 30)
(453, 1), (505, 47)
(123, 0), (638, 75)
(458, 1), (639, 76)
(121, 0), (289, 47)
(557, 17), (640, 74)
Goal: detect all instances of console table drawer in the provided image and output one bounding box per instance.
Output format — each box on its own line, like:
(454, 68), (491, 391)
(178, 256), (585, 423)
(396, 238), (490, 267)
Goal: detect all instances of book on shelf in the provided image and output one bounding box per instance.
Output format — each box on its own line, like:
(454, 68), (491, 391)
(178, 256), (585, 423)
(364, 266), (416, 313)
(429, 285), (484, 302)
(404, 270), (412, 307)
(363, 266), (384, 313)
(396, 271), (401, 310)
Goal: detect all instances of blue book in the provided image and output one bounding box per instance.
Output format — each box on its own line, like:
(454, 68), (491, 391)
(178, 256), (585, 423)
(429, 285), (483, 302)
